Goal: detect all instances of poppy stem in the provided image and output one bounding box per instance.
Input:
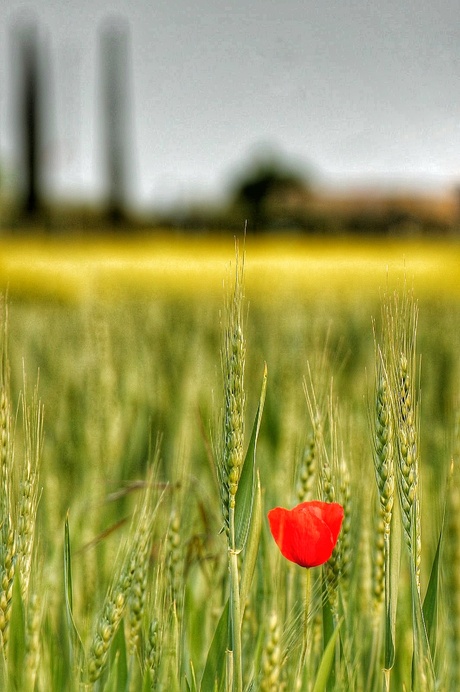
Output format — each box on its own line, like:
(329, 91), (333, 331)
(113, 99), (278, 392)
(304, 567), (311, 645)
(298, 567), (312, 684)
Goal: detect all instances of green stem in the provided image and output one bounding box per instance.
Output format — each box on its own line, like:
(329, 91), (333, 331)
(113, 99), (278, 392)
(303, 568), (311, 659)
(383, 669), (390, 692)
(226, 650), (233, 692)
(229, 506), (243, 692)
(297, 567), (312, 687)
(383, 532), (392, 692)
(366, 622), (382, 692)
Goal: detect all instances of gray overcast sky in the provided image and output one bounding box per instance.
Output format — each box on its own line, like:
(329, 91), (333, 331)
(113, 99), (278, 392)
(1, 0), (460, 210)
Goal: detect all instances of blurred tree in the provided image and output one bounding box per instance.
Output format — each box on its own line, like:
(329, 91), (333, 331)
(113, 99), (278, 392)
(231, 153), (310, 231)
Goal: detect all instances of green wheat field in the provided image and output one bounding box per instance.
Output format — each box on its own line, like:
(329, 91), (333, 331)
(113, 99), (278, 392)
(1, 233), (460, 691)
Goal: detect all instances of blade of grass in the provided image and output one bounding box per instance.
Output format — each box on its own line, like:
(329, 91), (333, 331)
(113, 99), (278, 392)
(239, 470), (262, 625)
(63, 513), (85, 673)
(422, 544), (441, 656)
(384, 504), (402, 674)
(312, 618), (342, 692)
(235, 363), (267, 552)
(105, 620), (128, 692)
(422, 485), (447, 669)
(410, 555), (435, 691)
(189, 661), (199, 692)
(200, 599), (229, 692)
(409, 497), (435, 690)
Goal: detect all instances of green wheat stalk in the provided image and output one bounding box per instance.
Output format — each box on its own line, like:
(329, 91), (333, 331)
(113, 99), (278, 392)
(218, 241), (246, 692)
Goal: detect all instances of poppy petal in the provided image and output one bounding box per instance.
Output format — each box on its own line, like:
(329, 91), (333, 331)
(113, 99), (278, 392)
(302, 501), (344, 544)
(267, 501), (344, 569)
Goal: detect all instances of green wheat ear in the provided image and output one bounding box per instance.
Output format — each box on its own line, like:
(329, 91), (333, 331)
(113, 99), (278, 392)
(0, 303), (13, 656)
(218, 241), (246, 533)
(17, 377), (43, 602)
(374, 287), (429, 688)
(388, 292), (421, 593)
(372, 350), (395, 538)
(260, 611), (284, 692)
(0, 305), (43, 665)
(296, 419), (320, 504)
(87, 463), (163, 683)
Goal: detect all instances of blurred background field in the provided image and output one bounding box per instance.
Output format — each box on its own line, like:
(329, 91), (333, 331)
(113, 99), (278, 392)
(1, 233), (460, 303)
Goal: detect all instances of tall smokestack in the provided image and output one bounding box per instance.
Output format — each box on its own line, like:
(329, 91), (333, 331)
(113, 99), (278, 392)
(18, 21), (42, 220)
(100, 17), (131, 226)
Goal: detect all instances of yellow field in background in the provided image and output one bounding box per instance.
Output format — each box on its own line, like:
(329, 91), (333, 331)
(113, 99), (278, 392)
(0, 233), (459, 303)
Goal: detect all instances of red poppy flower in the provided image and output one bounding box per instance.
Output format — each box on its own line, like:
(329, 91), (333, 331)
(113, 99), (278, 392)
(267, 501), (344, 568)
